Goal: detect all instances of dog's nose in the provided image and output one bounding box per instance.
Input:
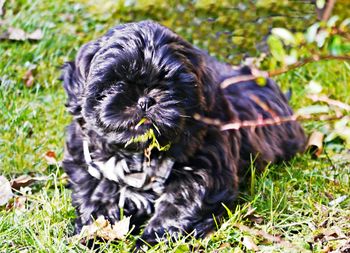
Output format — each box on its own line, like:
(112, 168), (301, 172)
(137, 96), (156, 111)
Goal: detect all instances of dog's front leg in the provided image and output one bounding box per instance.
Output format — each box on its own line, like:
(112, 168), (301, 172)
(137, 169), (227, 248)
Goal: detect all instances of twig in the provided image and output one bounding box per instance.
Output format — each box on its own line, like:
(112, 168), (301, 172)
(233, 223), (303, 250)
(220, 55), (350, 89)
(268, 55), (350, 77)
(195, 92), (350, 131)
(194, 113), (345, 131)
(220, 75), (261, 89)
(307, 94), (350, 111)
(322, 0), (336, 21)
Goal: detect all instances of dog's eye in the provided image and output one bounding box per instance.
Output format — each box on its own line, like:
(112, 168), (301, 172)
(115, 81), (125, 88)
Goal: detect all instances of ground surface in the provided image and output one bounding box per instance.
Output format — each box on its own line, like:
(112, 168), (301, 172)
(1, 1), (349, 252)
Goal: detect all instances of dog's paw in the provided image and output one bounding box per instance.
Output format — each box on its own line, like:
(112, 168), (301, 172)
(133, 227), (168, 251)
(133, 239), (151, 253)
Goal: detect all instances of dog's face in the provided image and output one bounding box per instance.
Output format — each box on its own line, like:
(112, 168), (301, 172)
(63, 21), (212, 153)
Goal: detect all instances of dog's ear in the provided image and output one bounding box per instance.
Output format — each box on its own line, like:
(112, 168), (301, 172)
(61, 41), (100, 116)
(172, 43), (215, 111)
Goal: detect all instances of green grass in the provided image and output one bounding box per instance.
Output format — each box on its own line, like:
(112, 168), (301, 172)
(1, 1), (350, 252)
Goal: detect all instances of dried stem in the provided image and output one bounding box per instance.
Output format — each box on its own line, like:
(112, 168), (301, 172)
(233, 223), (299, 249)
(268, 55), (350, 77)
(321, 0), (336, 21)
(195, 113), (345, 131)
(194, 93), (350, 131)
(308, 94), (350, 111)
(220, 55), (350, 89)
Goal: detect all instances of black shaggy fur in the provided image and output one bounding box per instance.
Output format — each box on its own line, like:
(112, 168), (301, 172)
(61, 21), (306, 247)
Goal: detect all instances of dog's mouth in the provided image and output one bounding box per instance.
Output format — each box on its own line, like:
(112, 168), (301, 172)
(131, 117), (161, 135)
(125, 118), (171, 158)
(133, 118), (153, 131)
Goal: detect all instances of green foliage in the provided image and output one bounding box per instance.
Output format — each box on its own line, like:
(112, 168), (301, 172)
(259, 15), (350, 152)
(125, 128), (171, 152)
(260, 15), (350, 70)
(125, 118), (171, 157)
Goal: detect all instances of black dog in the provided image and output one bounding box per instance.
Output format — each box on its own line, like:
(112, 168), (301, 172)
(61, 21), (306, 247)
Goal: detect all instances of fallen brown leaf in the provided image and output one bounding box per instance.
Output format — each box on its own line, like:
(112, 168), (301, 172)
(11, 175), (47, 191)
(306, 131), (324, 158)
(8, 27), (26, 40)
(27, 29), (43, 40)
(14, 196), (27, 211)
(314, 227), (347, 243)
(23, 69), (35, 88)
(233, 223), (305, 251)
(0, 27), (43, 41)
(11, 175), (35, 190)
(245, 214), (264, 224)
(243, 206), (264, 224)
(307, 222), (317, 231)
(322, 245), (332, 253)
(44, 151), (57, 165)
(79, 215), (131, 241)
(0, 175), (13, 206)
(336, 240), (350, 253)
(234, 223), (282, 244)
(219, 242), (231, 249)
(241, 236), (259, 251)
(325, 192), (334, 201)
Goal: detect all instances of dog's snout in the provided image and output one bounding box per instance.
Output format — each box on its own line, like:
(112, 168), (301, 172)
(138, 96), (156, 111)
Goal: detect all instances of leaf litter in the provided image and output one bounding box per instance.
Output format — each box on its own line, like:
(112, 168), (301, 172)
(0, 176), (13, 206)
(0, 27), (43, 41)
(77, 215), (131, 241)
(306, 130), (324, 158)
(11, 175), (47, 191)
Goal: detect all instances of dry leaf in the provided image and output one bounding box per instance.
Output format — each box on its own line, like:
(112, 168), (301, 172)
(314, 227), (347, 244)
(8, 27), (26, 40)
(322, 245), (332, 253)
(0, 27), (43, 41)
(307, 222), (317, 231)
(219, 242), (231, 249)
(245, 214), (264, 224)
(337, 240), (350, 253)
(233, 223), (301, 250)
(306, 131), (324, 158)
(0, 175), (13, 206)
(23, 69), (35, 88)
(242, 236), (259, 251)
(27, 29), (43, 40)
(11, 175), (47, 191)
(44, 151), (57, 165)
(325, 192), (334, 201)
(5, 196), (27, 212)
(11, 175), (35, 190)
(79, 215), (130, 241)
(14, 196), (27, 211)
